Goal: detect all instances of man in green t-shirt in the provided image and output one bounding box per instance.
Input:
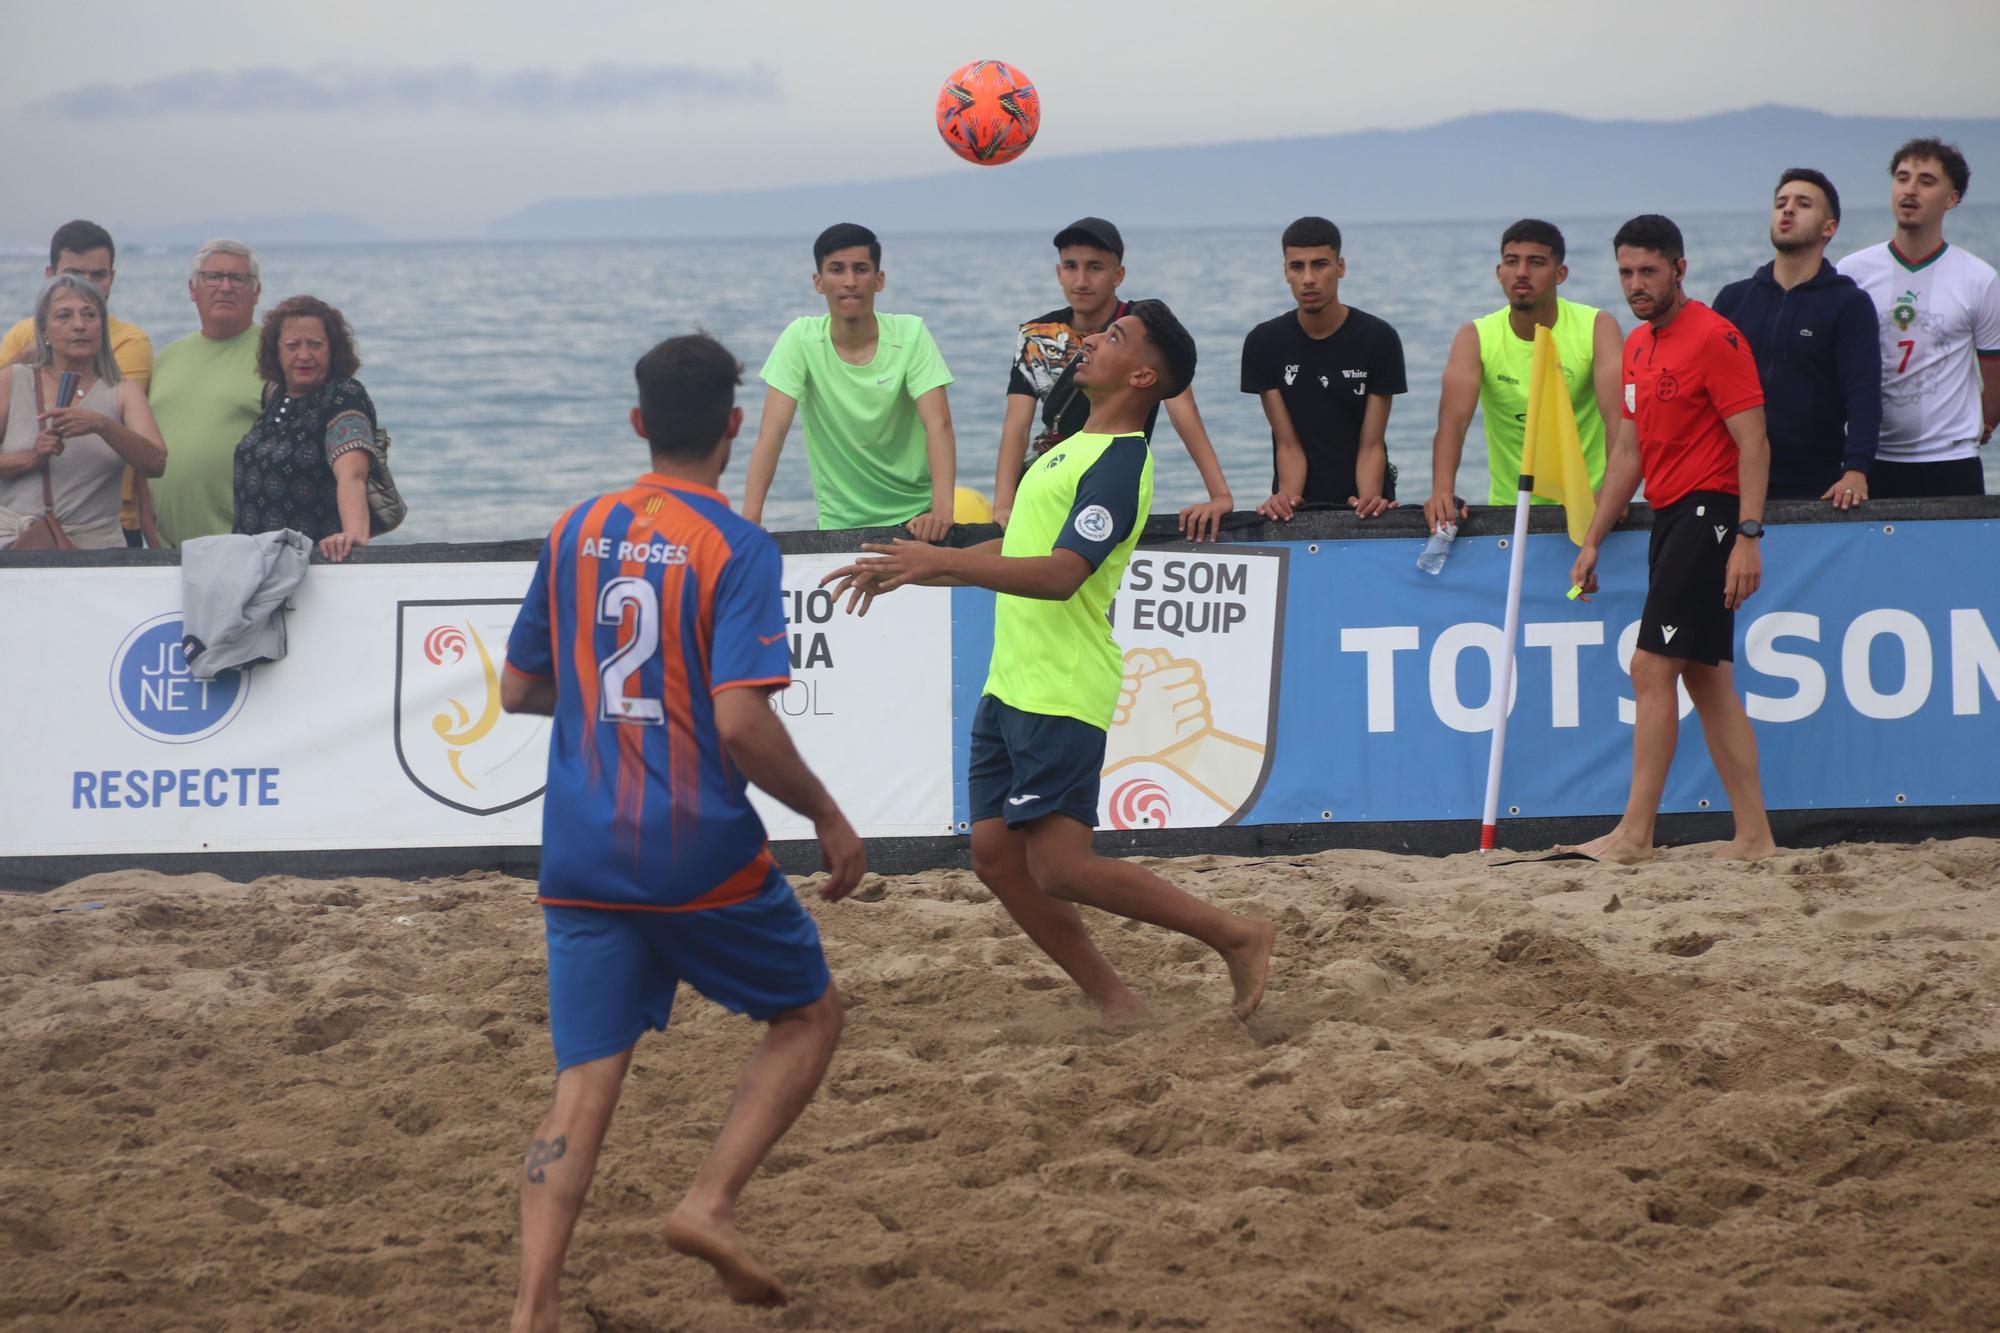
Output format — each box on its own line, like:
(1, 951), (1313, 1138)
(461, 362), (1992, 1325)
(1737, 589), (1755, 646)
(1424, 219), (1623, 533)
(743, 223), (958, 536)
(823, 300), (1275, 1023)
(149, 239), (266, 546)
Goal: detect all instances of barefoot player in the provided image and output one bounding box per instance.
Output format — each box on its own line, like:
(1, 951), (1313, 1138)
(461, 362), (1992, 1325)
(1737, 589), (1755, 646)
(501, 333), (865, 1323)
(825, 301), (1275, 1020)
(1569, 216), (1778, 864)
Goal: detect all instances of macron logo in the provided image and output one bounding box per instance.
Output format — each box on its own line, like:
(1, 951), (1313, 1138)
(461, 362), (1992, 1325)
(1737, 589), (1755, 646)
(1714, 525), (1728, 543)
(1661, 625), (1679, 644)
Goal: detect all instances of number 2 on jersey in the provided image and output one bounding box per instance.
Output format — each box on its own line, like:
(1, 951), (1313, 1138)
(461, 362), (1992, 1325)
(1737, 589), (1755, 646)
(1897, 339), (1915, 374)
(597, 576), (665, 725)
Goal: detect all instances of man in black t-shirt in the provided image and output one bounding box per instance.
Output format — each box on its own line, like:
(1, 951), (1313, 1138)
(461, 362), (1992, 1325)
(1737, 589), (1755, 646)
(1242, 216), (1408, 519)
(996, 217), (1235, 540)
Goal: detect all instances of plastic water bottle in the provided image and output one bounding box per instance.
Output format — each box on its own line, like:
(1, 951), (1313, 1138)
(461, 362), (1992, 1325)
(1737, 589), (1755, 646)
(1416, 522), (1457, 576)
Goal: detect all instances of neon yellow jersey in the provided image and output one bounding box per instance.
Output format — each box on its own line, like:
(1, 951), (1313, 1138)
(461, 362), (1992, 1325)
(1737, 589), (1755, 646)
(983, 432), (1153, 729)
(1474, 298), (1606, 504)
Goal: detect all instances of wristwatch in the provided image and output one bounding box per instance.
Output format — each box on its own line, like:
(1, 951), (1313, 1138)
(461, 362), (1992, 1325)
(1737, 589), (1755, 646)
(1736, 519), (1765, 539)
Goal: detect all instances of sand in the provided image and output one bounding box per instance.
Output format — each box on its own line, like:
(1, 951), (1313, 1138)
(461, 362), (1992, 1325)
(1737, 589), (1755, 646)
(2, 839), (1997, 1331)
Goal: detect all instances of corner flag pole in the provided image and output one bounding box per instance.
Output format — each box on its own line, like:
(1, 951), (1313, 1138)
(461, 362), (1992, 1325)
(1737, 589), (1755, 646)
(1477, 468), (1533, 852)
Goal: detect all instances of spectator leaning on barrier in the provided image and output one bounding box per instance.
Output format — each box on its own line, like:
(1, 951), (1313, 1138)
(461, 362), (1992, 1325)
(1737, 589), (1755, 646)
(1424, 218), (1623, 532)
(149, 240), (266, 547)
(996, 217), (1234, 540)
(1245, 216), (1409, 523)
(232, 295), (378, 562)
(0, 219), (155, 545)
(741, 223), (959, 538)
(0, 276), (166, 549)
(1712, 169), (1881, 509)
(1836, 137), (2000, 498)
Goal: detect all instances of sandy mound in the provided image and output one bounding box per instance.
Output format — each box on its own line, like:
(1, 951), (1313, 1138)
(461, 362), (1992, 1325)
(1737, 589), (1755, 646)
(1, 840), (1997, 1330)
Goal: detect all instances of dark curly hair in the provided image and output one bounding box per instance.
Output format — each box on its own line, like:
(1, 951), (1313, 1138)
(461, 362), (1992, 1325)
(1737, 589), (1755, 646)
(257, 295), (361, 387)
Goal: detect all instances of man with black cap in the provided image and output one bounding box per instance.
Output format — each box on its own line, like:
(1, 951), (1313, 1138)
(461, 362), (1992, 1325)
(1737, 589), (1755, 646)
(994, 217), (1235, 540)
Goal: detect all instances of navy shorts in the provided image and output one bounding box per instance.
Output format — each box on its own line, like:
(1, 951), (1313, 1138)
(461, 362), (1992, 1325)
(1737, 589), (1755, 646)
(542, 878), (830, 1071)
(967, 694), (1106, 829)
(1637, 490), (1738, 666)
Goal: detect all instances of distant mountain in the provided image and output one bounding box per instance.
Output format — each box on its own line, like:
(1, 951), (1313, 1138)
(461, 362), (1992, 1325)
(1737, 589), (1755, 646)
(125, 212), (386, 247)
(490, 105), (2000, 241)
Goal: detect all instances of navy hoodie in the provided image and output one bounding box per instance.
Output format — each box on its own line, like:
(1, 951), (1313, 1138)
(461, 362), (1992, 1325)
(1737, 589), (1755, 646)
(1713, 260), (1882, 499)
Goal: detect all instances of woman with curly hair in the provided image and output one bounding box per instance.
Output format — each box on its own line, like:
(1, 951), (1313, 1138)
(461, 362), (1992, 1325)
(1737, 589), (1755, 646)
(232, 295), (378, 560)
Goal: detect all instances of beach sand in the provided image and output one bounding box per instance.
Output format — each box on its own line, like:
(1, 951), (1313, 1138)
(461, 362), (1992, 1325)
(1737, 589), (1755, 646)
(2, 840), (1997, 1331)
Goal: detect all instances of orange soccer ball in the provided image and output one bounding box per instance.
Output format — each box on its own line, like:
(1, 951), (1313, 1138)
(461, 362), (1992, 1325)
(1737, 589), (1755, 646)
(935, 60), (1040, 166)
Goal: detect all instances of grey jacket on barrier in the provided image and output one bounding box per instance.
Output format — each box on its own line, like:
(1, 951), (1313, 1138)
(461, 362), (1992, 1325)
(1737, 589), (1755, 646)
(178, 530), (312, 680)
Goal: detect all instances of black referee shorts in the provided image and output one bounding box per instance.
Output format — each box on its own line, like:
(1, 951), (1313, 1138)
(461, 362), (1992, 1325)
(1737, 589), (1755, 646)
(1636, 490), (1739, 666)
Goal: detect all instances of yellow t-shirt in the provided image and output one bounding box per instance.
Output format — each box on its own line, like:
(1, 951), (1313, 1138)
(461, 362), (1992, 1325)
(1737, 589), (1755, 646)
(0, 314), (155, 529)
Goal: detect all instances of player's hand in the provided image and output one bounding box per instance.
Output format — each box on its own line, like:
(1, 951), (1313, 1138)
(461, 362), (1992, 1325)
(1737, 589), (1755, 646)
(1422, 490), (1468, 532)
(818, 566), (884, 616)
(1255, 492), (1300, 522)
(1821, 470), (1868, 510)
(812, 811), (866, 901)
(1724, 536), (1761, 610)
(1569, 544), (1600, 602)
(819, 540), (949, 597)
(1349, 493), (1396, 520)
(904, 508), (953, 543)
(1177, 496), (1231, 544)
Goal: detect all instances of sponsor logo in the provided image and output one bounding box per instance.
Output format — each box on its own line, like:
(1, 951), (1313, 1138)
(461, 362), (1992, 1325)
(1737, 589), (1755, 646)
(1073, 504), (1114, 542)
(395, 601), (550, 815)
(1655, 371), (1681, 401)
(1283, 364), (1299, 386)
(1714, 525), (1728, 543)
(1006, 793), (1039, 806)
(1108, 778), (1170, 829)
(1799, 328), (1814, 337)
(1662, 625), (1679, 644)
(758, 631), (787, 645)
(1100, 547), (1287, 831)
(876, 376), (893, 386)
(1892, 290), (1918, 332)
(1624, 383), (1637, 412)
(109, 614), (248, 744)
(1724, 331), (1740, 350)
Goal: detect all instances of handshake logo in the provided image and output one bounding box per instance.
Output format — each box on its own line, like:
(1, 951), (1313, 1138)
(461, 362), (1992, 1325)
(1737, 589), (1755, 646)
(1102, 648), (1268, 829)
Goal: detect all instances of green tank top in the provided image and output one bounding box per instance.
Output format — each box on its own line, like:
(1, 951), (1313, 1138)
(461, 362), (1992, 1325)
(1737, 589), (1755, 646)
(1474, 298), (1607, 505)
(983, 431), (1153, 729)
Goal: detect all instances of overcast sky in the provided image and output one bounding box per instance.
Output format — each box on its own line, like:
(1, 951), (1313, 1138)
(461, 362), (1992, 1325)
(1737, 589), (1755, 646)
(5, 0), (1996, 243)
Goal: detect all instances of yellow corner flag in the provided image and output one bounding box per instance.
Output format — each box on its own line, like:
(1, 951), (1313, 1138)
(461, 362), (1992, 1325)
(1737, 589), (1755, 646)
(1522, 325), (1597, 546)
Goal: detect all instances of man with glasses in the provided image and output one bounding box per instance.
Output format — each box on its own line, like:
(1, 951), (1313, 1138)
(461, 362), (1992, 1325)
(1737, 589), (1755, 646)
(1, 219), (155, 544)
(148, 240), (266, 546)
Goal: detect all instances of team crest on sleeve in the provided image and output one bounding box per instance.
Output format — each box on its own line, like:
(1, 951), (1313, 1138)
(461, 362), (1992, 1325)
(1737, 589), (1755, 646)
(394, 600), (550, 815)
(1074, 504), (1114, 542)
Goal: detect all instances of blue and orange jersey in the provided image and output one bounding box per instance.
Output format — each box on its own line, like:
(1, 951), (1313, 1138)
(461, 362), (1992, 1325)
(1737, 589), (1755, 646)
(505, 473), (792, 911)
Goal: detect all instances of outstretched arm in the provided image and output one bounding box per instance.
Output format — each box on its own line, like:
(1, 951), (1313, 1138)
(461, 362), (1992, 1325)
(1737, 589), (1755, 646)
(1424, 323), (1480, 532)
(714, 687), (865, 900)
(1161, 388), (1234, 542)
(741, 387), (797, 526)
(907, 384), (957, 541)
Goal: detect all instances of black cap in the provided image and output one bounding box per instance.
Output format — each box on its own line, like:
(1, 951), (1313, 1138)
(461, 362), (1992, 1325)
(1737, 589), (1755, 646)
(1053, 217), (1123, 259)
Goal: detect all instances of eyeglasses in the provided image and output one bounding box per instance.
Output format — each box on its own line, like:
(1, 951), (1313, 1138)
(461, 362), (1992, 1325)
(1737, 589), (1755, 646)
(197, 271), (256, 289)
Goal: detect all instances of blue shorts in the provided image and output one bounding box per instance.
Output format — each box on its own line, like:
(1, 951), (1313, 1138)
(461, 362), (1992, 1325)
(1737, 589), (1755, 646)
(542, 878), (830, 1071)
(967, 694), (1106, 829)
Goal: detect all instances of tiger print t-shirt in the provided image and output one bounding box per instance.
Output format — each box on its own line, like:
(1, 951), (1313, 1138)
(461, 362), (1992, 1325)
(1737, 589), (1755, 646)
(1006, 300), (1163, 447)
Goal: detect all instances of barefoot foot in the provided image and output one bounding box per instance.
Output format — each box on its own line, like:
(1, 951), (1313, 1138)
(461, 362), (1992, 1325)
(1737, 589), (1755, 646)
(1570, 830), (1655, 866)
(1223, 918), (1276, 1020)
(1713, 834), (1779, 862)
(665, 1205), (789, 1306)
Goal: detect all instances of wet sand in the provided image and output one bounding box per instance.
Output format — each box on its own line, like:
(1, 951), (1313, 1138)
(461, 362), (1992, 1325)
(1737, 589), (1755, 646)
(2, 839), (1997, 1330)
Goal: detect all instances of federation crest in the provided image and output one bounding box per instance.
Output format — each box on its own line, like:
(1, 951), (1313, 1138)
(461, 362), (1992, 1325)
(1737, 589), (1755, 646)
(1099, 546), (1287, 830)
(394, 600), (550, 814)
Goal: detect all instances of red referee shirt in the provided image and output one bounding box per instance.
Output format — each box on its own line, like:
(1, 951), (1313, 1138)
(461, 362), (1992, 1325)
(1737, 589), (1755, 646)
(1621, 299), (1763, 508)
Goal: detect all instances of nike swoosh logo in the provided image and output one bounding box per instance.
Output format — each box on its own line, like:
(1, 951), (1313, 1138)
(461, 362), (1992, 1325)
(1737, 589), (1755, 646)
(876, 376), (893, 385)
(758, 632), (786, 645)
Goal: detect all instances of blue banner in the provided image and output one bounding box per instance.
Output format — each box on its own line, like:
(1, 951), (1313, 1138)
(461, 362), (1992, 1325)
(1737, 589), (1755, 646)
(948, 519), (2000, 831)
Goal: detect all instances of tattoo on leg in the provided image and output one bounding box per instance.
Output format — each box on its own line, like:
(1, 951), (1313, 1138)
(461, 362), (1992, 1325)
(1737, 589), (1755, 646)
(525, 1135), (567, 1184)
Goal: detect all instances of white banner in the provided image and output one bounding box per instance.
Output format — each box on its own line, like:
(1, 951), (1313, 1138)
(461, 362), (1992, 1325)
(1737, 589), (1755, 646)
(1099, 546), (1287, 830)
(0, 557), (952, 858)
